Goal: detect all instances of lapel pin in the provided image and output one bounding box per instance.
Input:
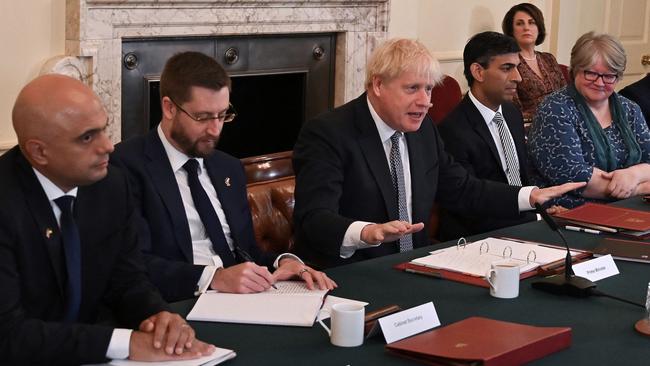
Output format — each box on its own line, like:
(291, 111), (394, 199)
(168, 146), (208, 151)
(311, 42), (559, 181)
(45, 228), (53, 239)
(225, 177), (231, 187)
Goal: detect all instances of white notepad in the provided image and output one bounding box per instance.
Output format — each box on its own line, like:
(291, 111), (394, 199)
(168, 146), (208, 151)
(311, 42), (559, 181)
(109, 346), (235, 366)
(187, 281), (328, 327)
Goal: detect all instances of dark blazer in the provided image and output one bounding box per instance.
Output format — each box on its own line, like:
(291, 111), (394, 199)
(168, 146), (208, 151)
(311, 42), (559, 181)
(111, 129), (274, 302)
(620, 74), (650, 126)
(437, 95), (536, 241)
(293, 93), (521, 268)
(0, 147), (168, 365)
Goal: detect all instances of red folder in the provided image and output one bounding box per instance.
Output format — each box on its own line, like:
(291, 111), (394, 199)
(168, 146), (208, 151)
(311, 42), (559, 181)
(554, 203), (650, 231)
(386, 317), (571, 366)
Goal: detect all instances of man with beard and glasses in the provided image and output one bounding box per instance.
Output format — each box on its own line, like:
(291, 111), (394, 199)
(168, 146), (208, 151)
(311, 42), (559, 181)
(112, 52), (335, 302)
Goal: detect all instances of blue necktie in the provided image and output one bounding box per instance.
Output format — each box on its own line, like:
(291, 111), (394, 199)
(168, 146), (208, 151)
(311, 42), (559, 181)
(493, 112), (522, 186)
(389, 132), (414, 252)
(54, 195), (82, 322)
(183, 159), (236, 266)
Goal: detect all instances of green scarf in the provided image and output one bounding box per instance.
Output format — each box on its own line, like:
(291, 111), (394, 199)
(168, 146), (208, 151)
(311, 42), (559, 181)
(567, 84), (641, 171)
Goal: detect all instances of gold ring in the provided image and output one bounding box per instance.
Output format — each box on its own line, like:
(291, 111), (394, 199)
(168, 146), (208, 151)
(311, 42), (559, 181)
(298, 268), (310, 276)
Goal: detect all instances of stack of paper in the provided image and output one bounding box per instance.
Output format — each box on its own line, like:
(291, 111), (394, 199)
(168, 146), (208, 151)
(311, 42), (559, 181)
(110, 347), (235, 366)
(411, 237), (573, 277)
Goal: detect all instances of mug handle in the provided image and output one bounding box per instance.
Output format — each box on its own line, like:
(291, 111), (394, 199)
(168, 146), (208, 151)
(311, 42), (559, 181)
(317, 309), (332, 336)
(486, 268), (497, 291)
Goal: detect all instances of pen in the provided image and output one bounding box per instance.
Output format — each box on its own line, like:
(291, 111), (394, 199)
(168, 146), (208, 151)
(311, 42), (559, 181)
(235, 246), (278, 289)
(564, 225), (601, 235)
(405, 268), (444, 279)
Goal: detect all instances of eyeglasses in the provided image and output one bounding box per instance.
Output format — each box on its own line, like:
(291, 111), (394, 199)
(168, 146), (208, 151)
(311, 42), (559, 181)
(170, 98), (237, 123)
(583, 70), (619, 84)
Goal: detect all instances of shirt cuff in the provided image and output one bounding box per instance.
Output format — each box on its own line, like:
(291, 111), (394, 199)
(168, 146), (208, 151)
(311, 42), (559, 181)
(340, 221), (381, 259)
(106, 328), (132, 360)
(195, 265), (219, 296)
(518, 185), (537, 211)
(273, 253), (303, 269)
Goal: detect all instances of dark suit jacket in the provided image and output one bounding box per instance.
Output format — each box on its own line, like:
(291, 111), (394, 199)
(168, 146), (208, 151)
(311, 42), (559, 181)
(0, 147), (168, 365)
(437, 96), (536, 241)
(111, 129), (274, 302)
(293, 93), (521, 268)
(620, 74), (650, 126)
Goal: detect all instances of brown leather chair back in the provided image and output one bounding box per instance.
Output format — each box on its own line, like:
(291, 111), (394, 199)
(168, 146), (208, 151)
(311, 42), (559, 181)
(241, 151), (295, 254)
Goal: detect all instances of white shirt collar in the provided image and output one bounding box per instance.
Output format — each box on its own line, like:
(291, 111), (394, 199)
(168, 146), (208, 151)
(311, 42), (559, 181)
(367, 96), (399, 143)
(33, 168), (78, 200)
(157, 124), (206, 173)
(468, 90), (503, 126)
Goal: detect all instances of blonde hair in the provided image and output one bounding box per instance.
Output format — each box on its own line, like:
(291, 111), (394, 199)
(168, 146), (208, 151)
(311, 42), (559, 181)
(365, 38), (442, 89)
(570, 31), (626, 79)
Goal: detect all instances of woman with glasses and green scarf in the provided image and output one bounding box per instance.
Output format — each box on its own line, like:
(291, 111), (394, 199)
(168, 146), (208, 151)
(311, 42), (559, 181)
(528, 31), (650, 208)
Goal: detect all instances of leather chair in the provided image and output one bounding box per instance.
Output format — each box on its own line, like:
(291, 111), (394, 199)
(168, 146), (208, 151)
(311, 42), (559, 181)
(428, 75), (463, 125)
(241, 151), (295, 254)
(428, 75), (463, 242)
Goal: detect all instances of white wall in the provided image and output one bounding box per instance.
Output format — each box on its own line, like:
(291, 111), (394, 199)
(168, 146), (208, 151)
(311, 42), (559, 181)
(2, 1), (641, 153)
(0, 0), (65, 151)
(389, 0), (551, 91)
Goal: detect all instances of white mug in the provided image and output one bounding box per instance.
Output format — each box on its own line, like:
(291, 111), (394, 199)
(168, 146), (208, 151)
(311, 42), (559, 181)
(486, 261), (520, 299)
(320, 303), (365, 347)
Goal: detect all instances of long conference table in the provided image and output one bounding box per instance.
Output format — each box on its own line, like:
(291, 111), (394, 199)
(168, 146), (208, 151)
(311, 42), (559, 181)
(175, 197), (650, 365)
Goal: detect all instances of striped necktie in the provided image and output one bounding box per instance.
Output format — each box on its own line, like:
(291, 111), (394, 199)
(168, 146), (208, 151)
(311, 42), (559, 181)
(492, 112), (522, 186)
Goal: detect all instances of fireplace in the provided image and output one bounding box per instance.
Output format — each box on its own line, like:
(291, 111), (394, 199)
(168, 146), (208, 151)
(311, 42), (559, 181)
(57, 0), (390, 145)
(122, 33), (335, 157)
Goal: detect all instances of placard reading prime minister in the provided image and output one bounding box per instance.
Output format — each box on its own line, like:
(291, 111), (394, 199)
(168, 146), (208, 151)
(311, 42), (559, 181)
(293, 38), (585, 268)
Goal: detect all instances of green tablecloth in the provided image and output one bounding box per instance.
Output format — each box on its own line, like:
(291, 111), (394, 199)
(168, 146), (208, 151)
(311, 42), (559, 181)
(175, 197), (650, 365)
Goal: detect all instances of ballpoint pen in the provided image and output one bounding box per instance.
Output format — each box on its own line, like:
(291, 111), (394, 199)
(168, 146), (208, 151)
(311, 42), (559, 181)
(564, 225), (602, 235)
(235, 246), (278, 289)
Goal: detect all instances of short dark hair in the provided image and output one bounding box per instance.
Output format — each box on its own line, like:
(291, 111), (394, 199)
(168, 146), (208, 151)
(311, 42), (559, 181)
(159, 51), (231, 104)
(502, 3), (546, 46)
(463, 31), (521, 86)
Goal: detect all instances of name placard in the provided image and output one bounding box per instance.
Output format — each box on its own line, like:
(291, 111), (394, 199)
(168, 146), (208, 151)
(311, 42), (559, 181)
(573, 255), (619, 282)
(378, 302), (440, 344)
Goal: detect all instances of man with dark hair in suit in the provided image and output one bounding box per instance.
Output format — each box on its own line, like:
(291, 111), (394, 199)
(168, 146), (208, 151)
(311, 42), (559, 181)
(0, 74), (214, 364)
(620, 73), (650, 126)
(437, 31), (541, 240)
(112, 51), (335, 302)
(292, 38), (584, 268)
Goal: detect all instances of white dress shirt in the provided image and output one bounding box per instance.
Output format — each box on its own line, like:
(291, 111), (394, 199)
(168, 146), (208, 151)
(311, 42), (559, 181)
(33, 169), (131, 360)
(467, 91), (535, 210)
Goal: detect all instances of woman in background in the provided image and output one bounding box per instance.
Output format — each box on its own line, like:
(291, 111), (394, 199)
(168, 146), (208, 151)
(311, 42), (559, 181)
(528, 32), (650, 208)
(502, 3), (566, 121)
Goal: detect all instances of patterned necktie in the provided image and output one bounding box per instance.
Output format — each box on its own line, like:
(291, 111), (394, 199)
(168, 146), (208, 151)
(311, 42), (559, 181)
(54, 195), (82, 322)
(492, 112), (522, 186)
(389, 132), (413, 252)
(183, 159), (236, 266)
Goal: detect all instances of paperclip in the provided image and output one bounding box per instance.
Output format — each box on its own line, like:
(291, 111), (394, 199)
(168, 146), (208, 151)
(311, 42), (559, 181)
(456, 237), (467, 250)
(526, 250), (537, 264)
(502, 245), (513, 259)
(479, 241), (489, 255)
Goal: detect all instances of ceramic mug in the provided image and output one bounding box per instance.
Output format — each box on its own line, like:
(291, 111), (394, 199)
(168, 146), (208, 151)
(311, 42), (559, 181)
(486, 261), (520, 299)
(321, 303), (365, 347)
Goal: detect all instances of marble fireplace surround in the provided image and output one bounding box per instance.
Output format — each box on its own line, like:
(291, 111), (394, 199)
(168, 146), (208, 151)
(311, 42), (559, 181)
(60, 0), (390, 143)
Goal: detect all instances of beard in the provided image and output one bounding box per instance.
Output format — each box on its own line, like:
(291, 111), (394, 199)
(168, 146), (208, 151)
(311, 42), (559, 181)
(170, 118), (219, 158)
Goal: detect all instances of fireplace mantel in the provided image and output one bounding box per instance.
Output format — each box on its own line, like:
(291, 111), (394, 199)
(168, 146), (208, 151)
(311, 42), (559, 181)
(60, 0), (390, 142)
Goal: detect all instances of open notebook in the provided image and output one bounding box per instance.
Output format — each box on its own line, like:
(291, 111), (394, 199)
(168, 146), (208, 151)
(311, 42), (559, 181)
(187, 281), (328, 327)
(411, 237), (576, 277)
